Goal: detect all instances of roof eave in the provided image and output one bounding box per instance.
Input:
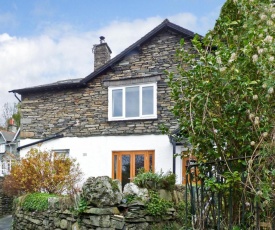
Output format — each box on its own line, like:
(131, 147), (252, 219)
(9, 82), (86, 95)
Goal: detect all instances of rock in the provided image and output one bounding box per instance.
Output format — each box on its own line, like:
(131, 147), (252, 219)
(145, 216), (162, 222)
(123, 183), (149, 202)
(158, 189), (172, 202)
(127, 201), (146, 211)
(111, 215), (125, 230)
(84, 207), (120, 215)
(172, 184), (185, 204)
(81, 176), (123, 207)
(54, 217), (60, 227)
(42, 219), (49, 226)
(48, 197), (59, 210)
(90, 215), (111, 228)
(60, 219), (68, 229)
(72, 222), (80, 230)
(126, 222), (149, 229)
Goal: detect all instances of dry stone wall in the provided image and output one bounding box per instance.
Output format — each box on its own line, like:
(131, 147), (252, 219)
(0, 177), (13, 217)
(13, 204), (177, 230)
(20, 29), (192, 139)
(13, 176), (185, 230)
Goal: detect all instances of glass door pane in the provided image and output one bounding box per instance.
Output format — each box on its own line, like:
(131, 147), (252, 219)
(122, 155), (131, 187)
(113, 155), (118, 179)
(135, 154), (145, 175)
(149, 154), (153, 171)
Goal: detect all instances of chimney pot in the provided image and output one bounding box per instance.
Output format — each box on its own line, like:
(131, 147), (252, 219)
(9, 118), (14, 125)
(93, 36), (112, 70)
(100, 36), (105, 43)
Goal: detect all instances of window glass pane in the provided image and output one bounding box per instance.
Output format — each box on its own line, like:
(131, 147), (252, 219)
(142, 86), (154, 115)
(52, 149), (70, 155)
(135, 154), (144, 175)
(126, 86), (139, 117)
(112, 89), (123, 117)
(122, 155), (131, 188)
(0, 144), (5, 153)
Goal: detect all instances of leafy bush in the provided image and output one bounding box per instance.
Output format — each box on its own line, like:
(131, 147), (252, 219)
(3, 148), (83, 196)
(133, 170), (160, 189)
(159, 171), (176, 190)
(133, 169), (176, 190)
(22, 193), (58, 211)
(73, 196), (88, 214)
(146, 191), (173, 216)
(124, 194), (138, 204)
(175, 200), (192, 227)
(149, 222), (182, 230)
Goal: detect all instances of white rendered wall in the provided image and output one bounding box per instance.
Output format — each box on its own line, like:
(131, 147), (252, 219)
(19, 135), (184, 184)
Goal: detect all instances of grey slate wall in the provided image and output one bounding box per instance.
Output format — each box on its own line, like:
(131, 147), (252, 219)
(20, 29), (192, 139)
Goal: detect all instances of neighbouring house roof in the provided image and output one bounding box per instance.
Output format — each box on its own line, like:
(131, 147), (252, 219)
(10, 19), (198, 95)
(0, 130), (16, 142)
(12, 128), (20, 142)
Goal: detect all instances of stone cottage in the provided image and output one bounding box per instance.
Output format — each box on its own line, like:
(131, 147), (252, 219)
(10, 19), (196, 187)
(0, 119), (20, 176)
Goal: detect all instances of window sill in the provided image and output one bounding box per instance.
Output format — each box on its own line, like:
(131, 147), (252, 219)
(108, 117), (158, 122)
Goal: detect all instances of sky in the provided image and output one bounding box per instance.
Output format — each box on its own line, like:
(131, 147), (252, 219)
(0, 0), (226, 125)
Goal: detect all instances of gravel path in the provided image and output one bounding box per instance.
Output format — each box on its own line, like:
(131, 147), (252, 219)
(0, 215), (12, 230)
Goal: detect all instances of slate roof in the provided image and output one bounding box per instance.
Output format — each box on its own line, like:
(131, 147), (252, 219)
(10, 19), (198, 95)
(10, 78), (84, 94)
(0, 131), (16, 142)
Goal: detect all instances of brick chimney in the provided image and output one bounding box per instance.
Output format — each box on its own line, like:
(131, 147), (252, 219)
(8, 118), (17, 133)
(93, 36), (112, 70)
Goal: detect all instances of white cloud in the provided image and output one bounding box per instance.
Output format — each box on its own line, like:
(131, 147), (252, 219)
(0, 11), (220, 125)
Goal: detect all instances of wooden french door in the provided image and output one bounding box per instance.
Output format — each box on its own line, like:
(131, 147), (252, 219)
(112, 150), (155, 187)
(182, 155), (200, 185)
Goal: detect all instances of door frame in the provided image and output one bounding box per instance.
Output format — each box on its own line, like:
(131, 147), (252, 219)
(112, 150), (155, 183)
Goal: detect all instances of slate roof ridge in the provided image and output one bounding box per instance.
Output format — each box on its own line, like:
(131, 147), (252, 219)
(80, 19), (197, 84)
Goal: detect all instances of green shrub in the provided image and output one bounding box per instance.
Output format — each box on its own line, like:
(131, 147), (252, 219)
(22, 193), (58, 211)
(159, 171), (176, 190)
(124, 194), (138, 204)
(74, 197), (87, 214)
(149, 222), (182, 230)
(133, 170), (160, 189)
(146, 191), (173, 216)
(133, 169), (176, 191)
(109, 178), (120, 192)
(175, 201), (191, 227)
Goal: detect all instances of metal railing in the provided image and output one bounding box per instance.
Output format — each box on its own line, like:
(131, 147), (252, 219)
(184, 157), (275, 230)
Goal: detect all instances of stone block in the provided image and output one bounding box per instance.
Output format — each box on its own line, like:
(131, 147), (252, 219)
(60, 219), (68, 229)
(72, 222), (80, 230)
(84, 207), (120, 215)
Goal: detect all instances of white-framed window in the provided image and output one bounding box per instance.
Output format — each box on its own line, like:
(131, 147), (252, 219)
(52, 149), (70, 156)
(0, 144), (5, 153)
(108, 83), (157, 121)
(1, 159), (11, 175)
